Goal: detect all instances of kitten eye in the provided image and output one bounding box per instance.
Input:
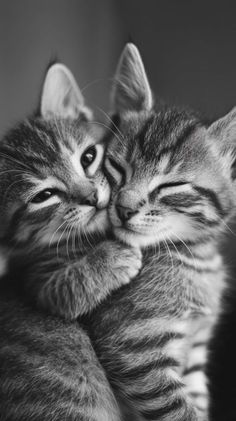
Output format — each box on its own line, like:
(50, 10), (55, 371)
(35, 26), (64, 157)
(30, 189), (59, 204)
(81, 146), (97, 170)
(149, 181), (188, 201)
(158, 181), (188, 190)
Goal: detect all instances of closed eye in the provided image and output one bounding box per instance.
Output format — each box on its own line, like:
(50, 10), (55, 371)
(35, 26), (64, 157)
(104, 157), (126, 186)
(158, 181), (188, 190)
(149, 181), (189, 201)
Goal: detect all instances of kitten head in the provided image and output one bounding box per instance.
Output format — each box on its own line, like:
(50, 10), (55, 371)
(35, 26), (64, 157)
(0, 64), (110, 248)
(105, 43), (236, 248)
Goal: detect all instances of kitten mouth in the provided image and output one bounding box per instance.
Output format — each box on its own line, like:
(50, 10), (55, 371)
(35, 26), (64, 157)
(116, 223), (154, 236)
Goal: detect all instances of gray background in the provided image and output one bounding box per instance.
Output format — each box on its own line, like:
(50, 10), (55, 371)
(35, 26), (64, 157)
(1, 0), (236, 265)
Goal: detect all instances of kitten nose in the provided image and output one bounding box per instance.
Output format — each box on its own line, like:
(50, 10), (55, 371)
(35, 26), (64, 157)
(116, 204), (138, 222)
(82, 191), (98, 207)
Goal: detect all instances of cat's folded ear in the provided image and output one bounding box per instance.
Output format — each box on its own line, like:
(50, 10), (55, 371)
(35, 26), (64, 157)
(208, 107), (236, 180)
(111, 43), (153, 114)
(40, 63), (93, 120)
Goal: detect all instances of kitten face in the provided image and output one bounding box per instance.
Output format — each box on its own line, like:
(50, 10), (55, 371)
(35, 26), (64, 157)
(0, 118), (110, 246)
(106, 43), (236, 248)
(106, 109), (233, 248)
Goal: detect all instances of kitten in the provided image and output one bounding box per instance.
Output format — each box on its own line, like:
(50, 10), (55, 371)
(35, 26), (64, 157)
(86, 44), (236, 421)
(1, 63), (141, 320)
(0, 62), (141, 420)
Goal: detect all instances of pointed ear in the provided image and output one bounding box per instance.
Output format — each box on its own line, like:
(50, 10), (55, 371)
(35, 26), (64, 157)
(40, 63), (92, 120)
(208, 107), (236, 179)
(111, 43), (153, 114)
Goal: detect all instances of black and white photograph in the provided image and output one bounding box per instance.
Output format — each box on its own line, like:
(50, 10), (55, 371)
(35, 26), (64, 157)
(0, 1), (236, 420)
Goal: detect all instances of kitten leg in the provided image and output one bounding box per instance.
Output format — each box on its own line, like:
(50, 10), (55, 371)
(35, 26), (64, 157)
(183, 316), (214, 420)
(23, 240), (141, 320)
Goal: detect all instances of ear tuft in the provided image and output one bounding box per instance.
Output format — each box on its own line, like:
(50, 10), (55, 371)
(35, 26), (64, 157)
(111, 43), (153, 114)
(40, 64), (92, 120)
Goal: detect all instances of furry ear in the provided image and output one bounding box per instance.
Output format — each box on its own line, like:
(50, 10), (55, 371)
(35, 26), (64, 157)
(111, 43), (153, 114)
(208, 107), (236, 179)
(40, 63), (92, 120)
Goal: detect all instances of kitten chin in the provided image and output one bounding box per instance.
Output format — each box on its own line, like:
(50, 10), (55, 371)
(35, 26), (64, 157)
(113, 227), (157, 249)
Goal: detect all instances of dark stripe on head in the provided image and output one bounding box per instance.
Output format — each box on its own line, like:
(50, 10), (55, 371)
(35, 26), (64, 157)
(193, 186), (225, 217)
(173, 122), (198, 152)
(177, 209), (219, 227)
(136, 115), (155, 147)
(156, 122), (198, 164)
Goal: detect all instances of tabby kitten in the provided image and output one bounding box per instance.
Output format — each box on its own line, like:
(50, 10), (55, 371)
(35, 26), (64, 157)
(86, 44), (236, 421)
(0, 62), (141, 420)
(1, 63), (141, 320)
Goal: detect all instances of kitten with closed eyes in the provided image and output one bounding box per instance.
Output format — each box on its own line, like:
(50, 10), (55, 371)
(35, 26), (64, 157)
(86, 44), (236, 421)
(0, 63), (141, 420)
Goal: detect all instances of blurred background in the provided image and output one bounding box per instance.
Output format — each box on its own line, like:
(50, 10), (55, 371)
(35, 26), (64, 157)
(1, 1), (236, 417)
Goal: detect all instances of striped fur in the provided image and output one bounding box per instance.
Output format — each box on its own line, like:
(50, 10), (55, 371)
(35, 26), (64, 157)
(0, 289), (121, 421)
(0, 63), (128, 420)
(1, 48), (236, 421)
(85, 44), (236, 421)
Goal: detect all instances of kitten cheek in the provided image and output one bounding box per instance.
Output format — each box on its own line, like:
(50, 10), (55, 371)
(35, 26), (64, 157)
(96, 183), (111, 209)
(108, 206), (122, 228)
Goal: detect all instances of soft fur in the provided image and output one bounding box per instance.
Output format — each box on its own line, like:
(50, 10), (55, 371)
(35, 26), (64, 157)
(1, 45), (236, 421)
(86, 44), (236, 421)
(0, 63), (142, 420)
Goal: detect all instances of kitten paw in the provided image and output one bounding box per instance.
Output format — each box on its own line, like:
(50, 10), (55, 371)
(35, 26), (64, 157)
(109, 245), (142, 285)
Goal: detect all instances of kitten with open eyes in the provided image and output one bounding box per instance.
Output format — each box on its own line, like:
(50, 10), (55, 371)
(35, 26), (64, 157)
(0, 63), (141, 420)
(85, 45), (236, 421)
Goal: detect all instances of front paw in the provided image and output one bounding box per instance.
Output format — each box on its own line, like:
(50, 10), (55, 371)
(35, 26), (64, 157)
(117, 247), (142, 283)
(105, 243), (142, 285)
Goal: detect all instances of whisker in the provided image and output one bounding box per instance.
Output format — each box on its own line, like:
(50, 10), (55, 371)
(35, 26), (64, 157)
(163, 237), (174, 275)
(49, 220), (68, 249)
(66, 223), (74, 261)
(0, 152), (33, 172)
(167, 234), (184, 269)
(0, 169), (31, 177)
(72, 220), (77, 258)
(95, 106), (125, 141)
(172, 232), (197, 271)
(56, 222), (69, 261)
(80, 77), (112, 94)
(220, 218), (236, 237)
(88, 120), (123, 146)
(3, 179), (26, 203)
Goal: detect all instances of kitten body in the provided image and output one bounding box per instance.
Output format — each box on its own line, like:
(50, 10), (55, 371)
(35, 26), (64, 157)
(0, 63), (141, 420)
(86, 45), (236, 421)
(2, 47), (234, 421)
